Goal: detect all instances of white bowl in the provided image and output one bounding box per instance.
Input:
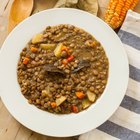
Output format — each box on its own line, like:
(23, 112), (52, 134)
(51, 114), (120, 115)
(0, 8), (129, 137)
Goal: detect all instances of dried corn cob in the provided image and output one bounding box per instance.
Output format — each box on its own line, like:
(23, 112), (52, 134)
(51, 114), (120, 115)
(104, 0), (139, 29)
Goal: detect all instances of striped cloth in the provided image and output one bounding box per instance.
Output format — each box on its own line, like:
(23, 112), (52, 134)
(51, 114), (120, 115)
(79, 10), (140, 140)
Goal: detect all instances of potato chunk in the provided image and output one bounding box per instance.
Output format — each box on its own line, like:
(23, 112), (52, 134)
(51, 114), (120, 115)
(32, 34), (43, 44)
(56, 96), (66, 106)
(54, 43), (63, 57)
(82, 99), (91, 109)
(40, 43), (55, 50)
(87, 90), (96, 102)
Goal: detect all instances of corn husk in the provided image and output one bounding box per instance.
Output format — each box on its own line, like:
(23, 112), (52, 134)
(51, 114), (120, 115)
(54, 0), (98, 15)
(54, 0), (78, 8)
(77, 0), (98, 15)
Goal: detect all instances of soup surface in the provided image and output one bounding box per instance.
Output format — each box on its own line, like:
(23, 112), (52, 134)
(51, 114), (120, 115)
(17, 24), (109, 114)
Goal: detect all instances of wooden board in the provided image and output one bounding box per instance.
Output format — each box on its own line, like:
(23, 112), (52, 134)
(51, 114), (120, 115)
(0, 0), (140, 139)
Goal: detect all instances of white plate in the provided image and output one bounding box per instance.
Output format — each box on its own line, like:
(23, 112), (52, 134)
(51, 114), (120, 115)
(0, 8), (129, 137)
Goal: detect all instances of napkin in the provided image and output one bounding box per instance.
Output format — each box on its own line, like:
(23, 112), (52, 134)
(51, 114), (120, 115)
(79, 10), (140, 140)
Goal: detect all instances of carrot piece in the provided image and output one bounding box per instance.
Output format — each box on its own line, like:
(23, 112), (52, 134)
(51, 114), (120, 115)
(92, 41), (97, 47)
(67, 55), (74, 62)
(76, 92), (86, 99)
(62, 59), (68, 65)
(51, 102), (56, 108)
(72, 105), (78, 113)
(23, 57), (30, 65)
(31, 47), (38, 53)
(61, 46), (68, 52)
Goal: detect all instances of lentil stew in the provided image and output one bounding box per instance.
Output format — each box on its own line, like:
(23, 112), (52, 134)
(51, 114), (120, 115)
(17, 24), (109, 114)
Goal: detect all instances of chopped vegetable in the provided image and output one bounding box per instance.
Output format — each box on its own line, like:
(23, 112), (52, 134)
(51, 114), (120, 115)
(40, 43), (55, 50)
(104, 0), (139, 29)
(82, 99), (92, 109)
(61, 46), (68, 52)
(23, 57), (30, 65)
(72, 105), (78, 113)
(62, 59), (68, 65)
(67, 55), (74, 62)
(87, 90), (96, 102)
(92, 41), (98, 47)
(42, 88), (52, 98)
(54, 43), (63, 57)
(30, 47), (38, 53)
(32, 34), (43, 44)
(51, 102), (56, 108)
(76, 92), (86, 99)
(56, 96), (67, 106)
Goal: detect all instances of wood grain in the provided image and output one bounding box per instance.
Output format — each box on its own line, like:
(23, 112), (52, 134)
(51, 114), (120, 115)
(0, 98), (3, 109)
(0, 0), (140, 139)
(0, 0), (13, 47)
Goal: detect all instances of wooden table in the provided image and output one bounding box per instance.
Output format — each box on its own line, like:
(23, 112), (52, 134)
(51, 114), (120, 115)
(0, 0), (140, 140)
